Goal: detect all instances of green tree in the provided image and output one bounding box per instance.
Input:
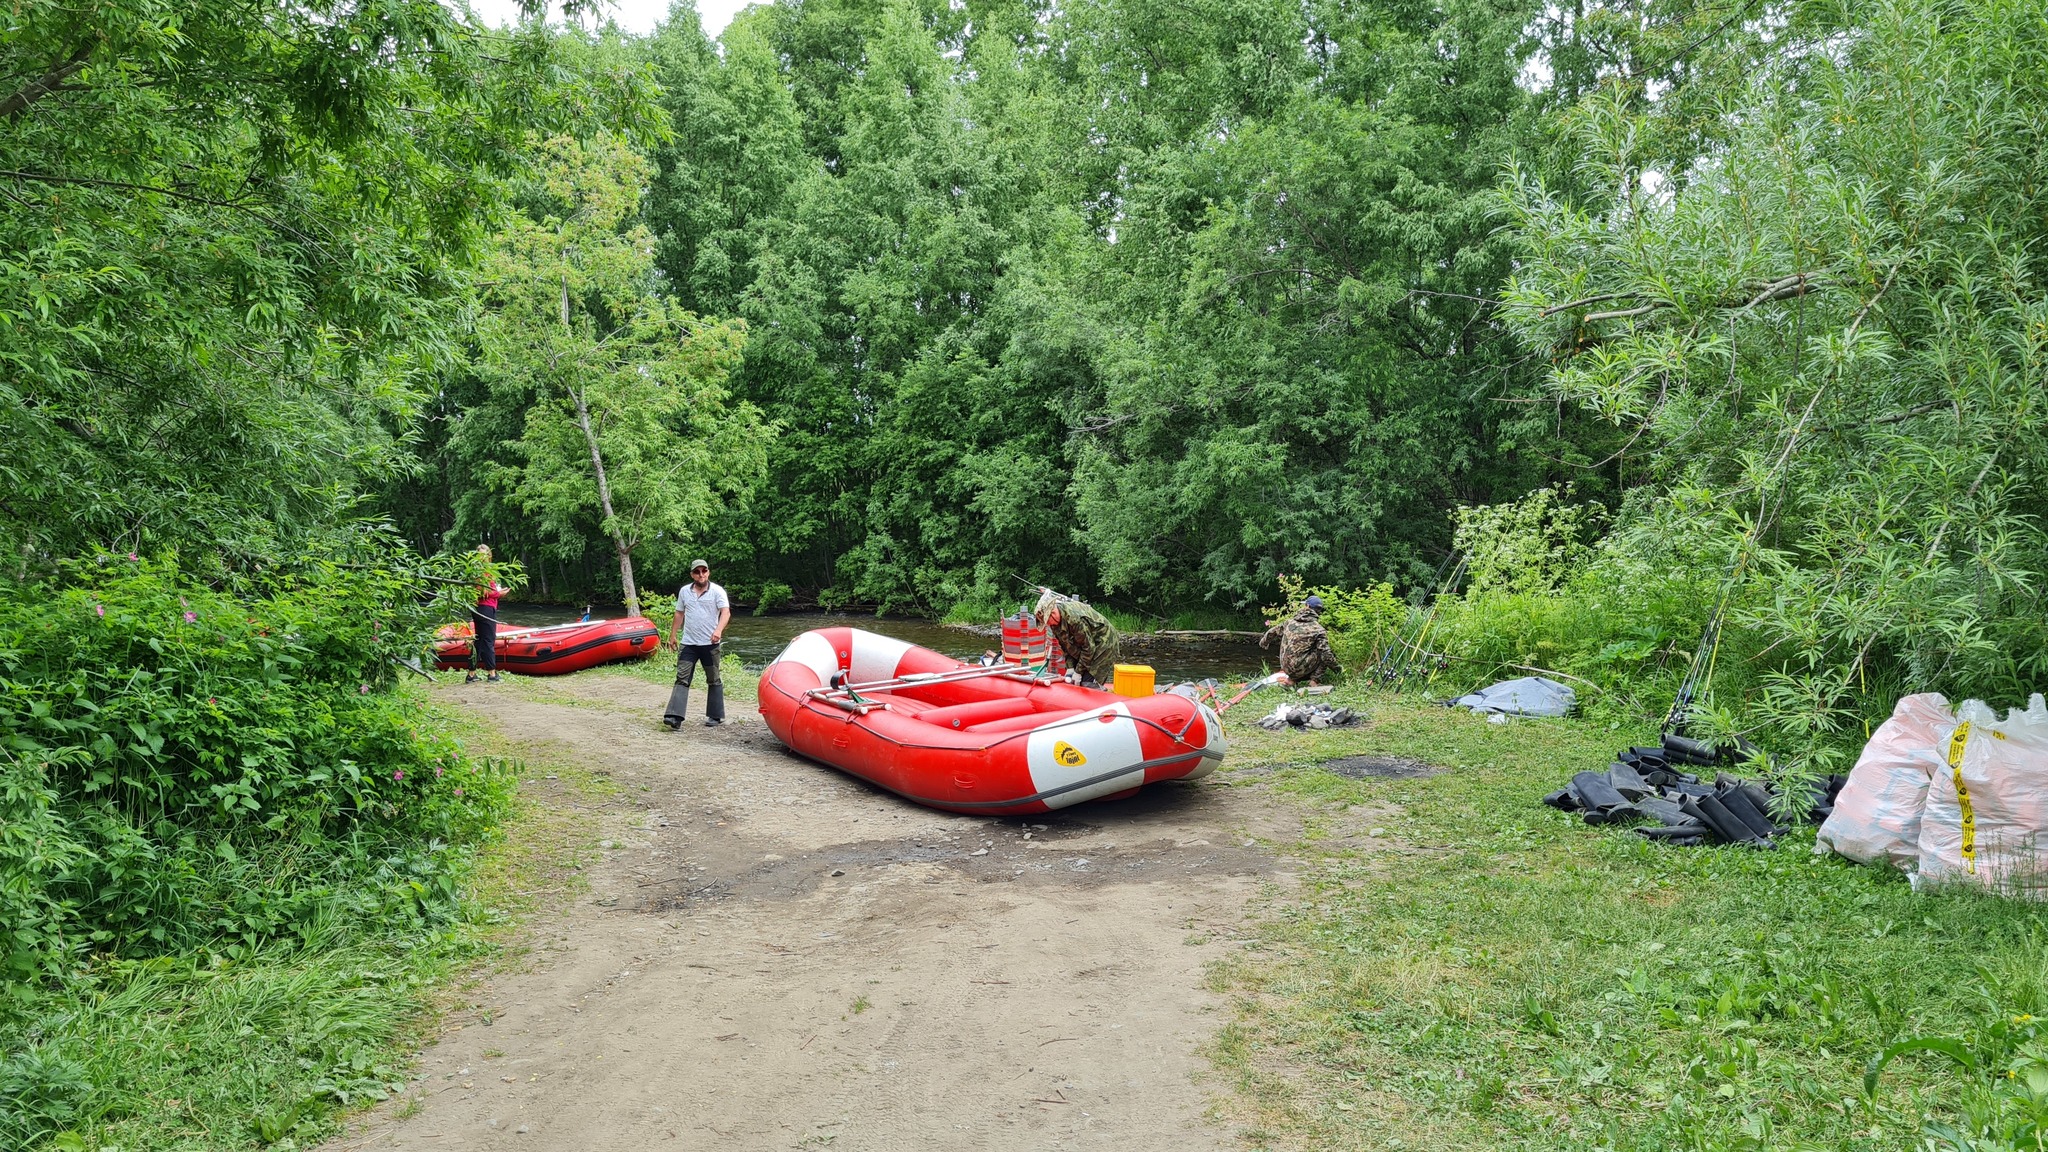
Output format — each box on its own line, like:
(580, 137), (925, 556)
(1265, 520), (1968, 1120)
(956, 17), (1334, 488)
(474, 134), (772, 616)
(1036, 0), (1563, 607)
(0, 0), (651, 570)
(1504, 0), (2048, 759)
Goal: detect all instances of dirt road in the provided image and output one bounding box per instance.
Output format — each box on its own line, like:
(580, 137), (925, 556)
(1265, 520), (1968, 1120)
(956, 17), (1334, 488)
(327, 670), (1302, 1151)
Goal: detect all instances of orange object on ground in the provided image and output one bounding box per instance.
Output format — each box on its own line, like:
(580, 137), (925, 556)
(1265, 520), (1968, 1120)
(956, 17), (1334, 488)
(432, 616), (660, 676)
(757, 627), (1224, 815)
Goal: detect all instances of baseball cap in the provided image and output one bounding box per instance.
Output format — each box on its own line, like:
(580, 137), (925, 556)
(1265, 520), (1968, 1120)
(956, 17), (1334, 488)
(689, 559), (709, 572)
(1305, 594), (1325, 609)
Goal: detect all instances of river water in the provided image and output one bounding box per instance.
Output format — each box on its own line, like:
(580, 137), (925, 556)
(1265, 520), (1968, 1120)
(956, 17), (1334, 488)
(496, 605), (1265, 685)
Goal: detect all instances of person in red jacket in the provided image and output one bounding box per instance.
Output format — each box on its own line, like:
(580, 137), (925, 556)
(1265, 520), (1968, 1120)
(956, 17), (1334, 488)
(467, 544), (506, 684)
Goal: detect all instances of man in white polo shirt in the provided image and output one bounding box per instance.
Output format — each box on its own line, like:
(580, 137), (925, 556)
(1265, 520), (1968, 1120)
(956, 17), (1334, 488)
(663, 559), (731, 729)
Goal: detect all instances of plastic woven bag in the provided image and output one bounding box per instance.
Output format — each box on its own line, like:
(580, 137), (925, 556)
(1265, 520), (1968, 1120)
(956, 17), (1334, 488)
(1915, 694), (2048, 899)
(1814, 693), (1951, 870)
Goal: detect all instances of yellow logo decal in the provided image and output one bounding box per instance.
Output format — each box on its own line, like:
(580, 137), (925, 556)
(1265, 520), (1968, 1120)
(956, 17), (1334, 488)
(1053, 741), (1087, 767)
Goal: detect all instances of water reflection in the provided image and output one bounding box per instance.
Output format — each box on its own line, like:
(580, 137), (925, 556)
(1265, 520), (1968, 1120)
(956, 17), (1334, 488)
(495, 605), (1266, 684)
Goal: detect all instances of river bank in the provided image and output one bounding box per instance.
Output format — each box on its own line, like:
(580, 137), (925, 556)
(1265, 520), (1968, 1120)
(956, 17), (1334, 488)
(495, 605), (1267, 685)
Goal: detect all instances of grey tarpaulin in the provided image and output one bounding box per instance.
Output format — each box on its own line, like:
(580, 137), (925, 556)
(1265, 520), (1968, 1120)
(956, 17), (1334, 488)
(1450, 676), (1575, 717)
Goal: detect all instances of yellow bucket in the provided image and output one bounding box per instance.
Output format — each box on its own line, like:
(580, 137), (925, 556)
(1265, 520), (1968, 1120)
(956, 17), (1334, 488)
(1112, 663), (1156, 697)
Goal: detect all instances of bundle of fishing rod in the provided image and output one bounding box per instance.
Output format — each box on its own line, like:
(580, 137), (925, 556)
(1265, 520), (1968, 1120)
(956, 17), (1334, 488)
(1370, 554), (1466, 691)
(1543, 604), (1844, 847)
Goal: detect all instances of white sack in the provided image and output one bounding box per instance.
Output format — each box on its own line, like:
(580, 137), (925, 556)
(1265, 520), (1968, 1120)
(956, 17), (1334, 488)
(1915, 694), (2048, 899)
(1814, 693), (1950, 870)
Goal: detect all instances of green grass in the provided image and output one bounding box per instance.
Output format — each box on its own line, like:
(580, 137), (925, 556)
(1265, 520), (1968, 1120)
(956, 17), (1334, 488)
(1210, 687), (2048, 1152)
(0, 693), (607, 1152)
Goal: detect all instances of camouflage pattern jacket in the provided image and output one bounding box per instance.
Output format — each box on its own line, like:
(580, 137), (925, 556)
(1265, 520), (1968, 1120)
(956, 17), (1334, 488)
(1035, 590), (1120, 685)
(1261, 606), (1340, 682)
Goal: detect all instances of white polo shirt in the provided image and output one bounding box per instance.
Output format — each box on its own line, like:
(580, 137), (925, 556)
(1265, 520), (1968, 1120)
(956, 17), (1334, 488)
(677, 581), (730, 645)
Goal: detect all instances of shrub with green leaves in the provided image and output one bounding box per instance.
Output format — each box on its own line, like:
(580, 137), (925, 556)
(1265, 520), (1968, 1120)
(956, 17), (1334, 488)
(0, 557), (513, 994)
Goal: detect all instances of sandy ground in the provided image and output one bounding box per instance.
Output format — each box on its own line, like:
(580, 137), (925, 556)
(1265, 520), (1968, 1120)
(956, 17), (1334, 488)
(324, 670), (1308, 1152)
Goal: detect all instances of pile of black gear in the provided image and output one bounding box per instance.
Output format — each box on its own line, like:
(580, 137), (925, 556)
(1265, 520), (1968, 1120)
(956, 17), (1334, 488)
(1544, 732), (1846, 848)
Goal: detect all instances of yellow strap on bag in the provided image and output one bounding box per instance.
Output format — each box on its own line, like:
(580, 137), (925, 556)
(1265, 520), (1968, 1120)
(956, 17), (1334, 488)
(1946, 721), (1978, 874)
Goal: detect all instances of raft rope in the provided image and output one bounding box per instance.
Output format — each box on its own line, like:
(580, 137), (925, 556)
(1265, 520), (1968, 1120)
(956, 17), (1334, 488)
(770, 673), (1215, 748)
(877, 747), (1226, 812)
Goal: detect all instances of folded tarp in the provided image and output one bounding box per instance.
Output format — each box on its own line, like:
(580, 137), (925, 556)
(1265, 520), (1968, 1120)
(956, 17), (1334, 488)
(1451, 676), (1575, 717)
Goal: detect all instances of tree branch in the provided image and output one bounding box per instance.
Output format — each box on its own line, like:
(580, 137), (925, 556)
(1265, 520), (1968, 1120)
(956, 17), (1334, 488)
(1582, 303), (1659, 321)
(1545, 273), (1825, 323)
(1540, 291), (1636, 318)
(0, 169), (327, 253)
(1, 45), (92, 123)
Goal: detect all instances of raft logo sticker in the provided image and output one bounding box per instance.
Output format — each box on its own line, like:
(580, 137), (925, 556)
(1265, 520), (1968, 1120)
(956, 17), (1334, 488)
(1053, 741), (1087, 767)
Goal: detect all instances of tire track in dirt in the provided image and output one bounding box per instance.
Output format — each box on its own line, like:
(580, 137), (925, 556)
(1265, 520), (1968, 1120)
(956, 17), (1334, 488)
(326, 670), (1299, 1151)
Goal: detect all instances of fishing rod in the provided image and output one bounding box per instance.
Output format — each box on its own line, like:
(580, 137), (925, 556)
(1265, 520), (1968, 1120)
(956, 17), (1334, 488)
(1381, 554), (1465, 690)
(1384, 545), (1466, 680)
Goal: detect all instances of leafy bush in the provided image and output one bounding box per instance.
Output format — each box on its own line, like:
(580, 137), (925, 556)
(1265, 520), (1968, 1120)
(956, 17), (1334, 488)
(1452, 486), (1605, 597)
(1305, 491), (1730, 717)
(1505, 0), (2048, 762)
(753, 581), (794, 615)
(0, 557), (513, 996)
(1269, 575), (1410, 670)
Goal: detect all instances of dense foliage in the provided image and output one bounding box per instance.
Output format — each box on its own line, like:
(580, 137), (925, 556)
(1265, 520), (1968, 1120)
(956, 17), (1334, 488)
(1501, 0), (2048, 761)
(0, 2), (639, 1144)
(386, 0), (1593, 612)
(0, 553), (504, 981)
(0, 0), (650, 569)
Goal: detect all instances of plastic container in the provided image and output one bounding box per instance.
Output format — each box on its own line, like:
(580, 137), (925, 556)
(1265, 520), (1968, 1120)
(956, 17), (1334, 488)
(1112, 663), (1156, 697)
(1003, 613), (1052, 670)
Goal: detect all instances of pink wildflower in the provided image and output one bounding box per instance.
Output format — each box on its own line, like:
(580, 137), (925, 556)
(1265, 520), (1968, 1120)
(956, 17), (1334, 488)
(183, 611), (197, 624)
(127, 552), (137, 561)
(94, 603), (104, 617)
(393, 769), (404, 781)
(435, 766), (444, 778)
(454, 787), (464, 797)
(359, 683), (370, 694)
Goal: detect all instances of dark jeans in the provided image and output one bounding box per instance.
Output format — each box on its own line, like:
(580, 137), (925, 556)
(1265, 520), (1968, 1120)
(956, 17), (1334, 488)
(469, 605), (498, 672)
(665, 642), (724, 722)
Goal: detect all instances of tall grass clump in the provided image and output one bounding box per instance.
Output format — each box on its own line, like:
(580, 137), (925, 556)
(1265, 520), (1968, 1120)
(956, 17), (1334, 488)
(0, 551), (516, 1148)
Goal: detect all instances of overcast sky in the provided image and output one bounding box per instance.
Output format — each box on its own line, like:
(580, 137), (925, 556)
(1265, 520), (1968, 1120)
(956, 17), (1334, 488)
(465, 0), (755, 38)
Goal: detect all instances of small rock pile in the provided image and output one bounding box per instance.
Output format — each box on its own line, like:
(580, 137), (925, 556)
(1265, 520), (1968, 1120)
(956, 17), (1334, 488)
(1543, 733), (1845, 848)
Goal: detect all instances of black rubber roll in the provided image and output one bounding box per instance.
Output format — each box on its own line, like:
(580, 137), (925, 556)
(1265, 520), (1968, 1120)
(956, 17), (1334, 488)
(1607, 761), (1653, 800)
(1570, 770), (1628, 813)
(1714, 787), (1779, 840)
(1661, 732), (1720, 765)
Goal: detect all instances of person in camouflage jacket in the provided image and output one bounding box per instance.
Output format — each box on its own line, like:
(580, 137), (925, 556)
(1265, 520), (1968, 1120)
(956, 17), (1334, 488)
(1261, 595), (1341, 685)
(1034, 589), (1120, 686)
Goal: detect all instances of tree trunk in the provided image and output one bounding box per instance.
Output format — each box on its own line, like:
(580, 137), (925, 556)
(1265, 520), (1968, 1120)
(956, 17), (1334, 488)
(563, 274), (640, 617)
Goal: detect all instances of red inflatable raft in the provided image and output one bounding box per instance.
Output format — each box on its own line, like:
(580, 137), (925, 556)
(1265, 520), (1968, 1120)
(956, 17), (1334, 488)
(758, 627), (1225, 815)
(433, 616), (661, 676)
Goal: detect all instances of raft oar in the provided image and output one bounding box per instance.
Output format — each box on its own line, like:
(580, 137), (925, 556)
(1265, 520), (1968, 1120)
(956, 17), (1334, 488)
(1217, 672), (1289, 714)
